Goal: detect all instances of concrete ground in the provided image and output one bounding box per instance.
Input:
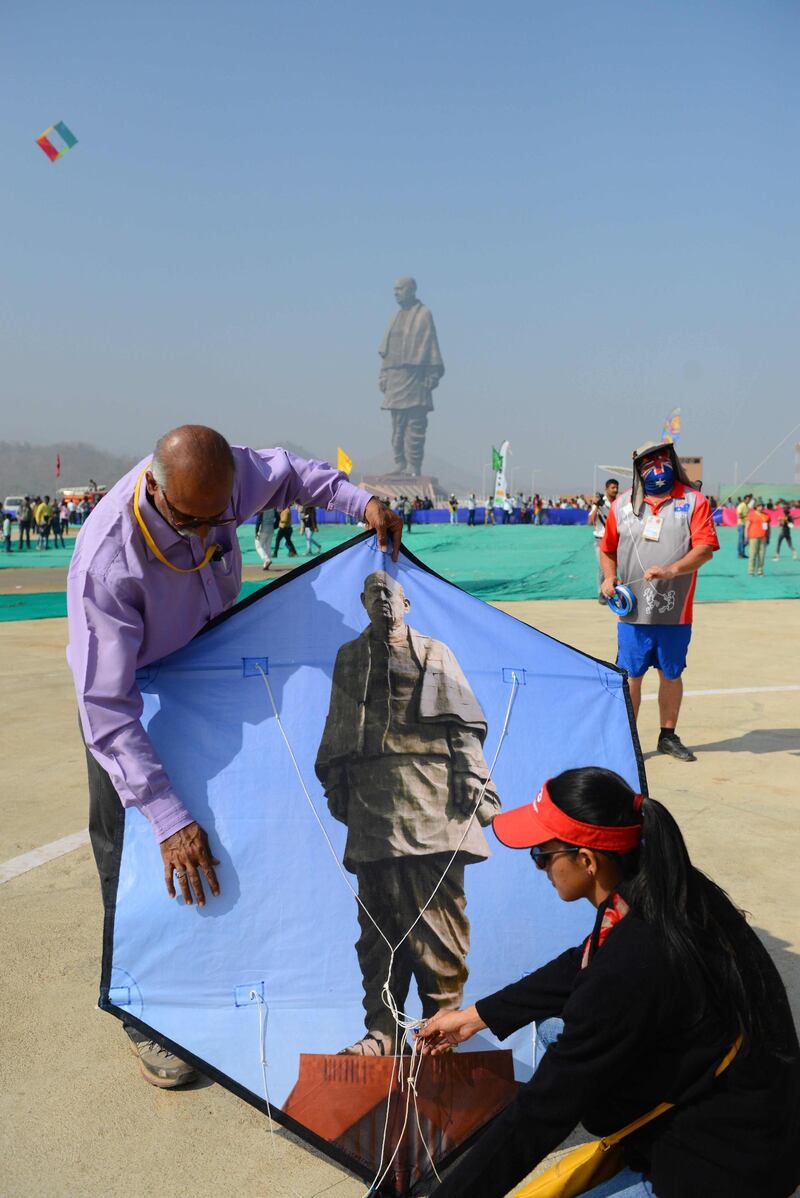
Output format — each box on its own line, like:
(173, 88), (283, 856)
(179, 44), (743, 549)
(1, 600), (798, 1197)
(0, 560), (301, 594)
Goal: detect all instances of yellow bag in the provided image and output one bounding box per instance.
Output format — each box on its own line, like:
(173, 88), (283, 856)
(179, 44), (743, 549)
(514, 1035), (742, 1198)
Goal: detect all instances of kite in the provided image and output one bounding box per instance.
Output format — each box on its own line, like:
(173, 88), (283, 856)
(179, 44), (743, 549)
(99, 535), (645, 1195)
(660, 407), (681, 445)
(36, 121), (78, 162)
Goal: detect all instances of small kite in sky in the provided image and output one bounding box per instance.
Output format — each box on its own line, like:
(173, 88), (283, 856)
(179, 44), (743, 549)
(36, 121), (78, 162)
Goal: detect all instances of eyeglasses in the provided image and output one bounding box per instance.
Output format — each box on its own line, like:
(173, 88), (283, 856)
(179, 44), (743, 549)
(529, 845), (581, 870)
(160, 488), (237, 530)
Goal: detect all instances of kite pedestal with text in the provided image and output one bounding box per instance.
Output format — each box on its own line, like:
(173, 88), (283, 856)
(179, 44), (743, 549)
(283, 1049), (519, 1195)
(359, 473), (445, 504)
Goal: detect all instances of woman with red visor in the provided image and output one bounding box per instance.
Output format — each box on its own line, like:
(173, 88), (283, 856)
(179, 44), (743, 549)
(417, 767), (799, 1198)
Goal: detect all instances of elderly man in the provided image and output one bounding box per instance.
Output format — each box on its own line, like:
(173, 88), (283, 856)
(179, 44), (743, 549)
(599, 441), (718, 762)
(315, 570), (500, 1057)
(67, 425), (401, 1087)
(378, 277), (444, 476)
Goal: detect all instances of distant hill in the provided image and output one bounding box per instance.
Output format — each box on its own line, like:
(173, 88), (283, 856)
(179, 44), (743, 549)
(0, 438), (321, 500)
(0, 441), (138, 499)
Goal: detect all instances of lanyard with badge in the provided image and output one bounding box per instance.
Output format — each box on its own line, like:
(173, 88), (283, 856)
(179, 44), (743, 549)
(132, 462), (222, 573)
(642, 511), (663, 542)
(607, 499), (674, 617)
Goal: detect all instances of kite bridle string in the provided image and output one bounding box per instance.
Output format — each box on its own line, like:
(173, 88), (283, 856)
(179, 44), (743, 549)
(617, 503), (694, 593)
(249, 989), (276, 1152)
(255, 664), (519, 1195)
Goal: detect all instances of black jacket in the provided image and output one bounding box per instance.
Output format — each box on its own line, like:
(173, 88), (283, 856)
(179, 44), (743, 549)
(431, 902), (799, 1198)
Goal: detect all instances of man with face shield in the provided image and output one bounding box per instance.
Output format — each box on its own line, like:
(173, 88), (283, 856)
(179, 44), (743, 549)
(598, 441), (719, 762)
(315, 570), (500, 1056)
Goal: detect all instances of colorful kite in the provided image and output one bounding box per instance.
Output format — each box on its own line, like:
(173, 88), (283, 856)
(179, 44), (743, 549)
(100, 536), (645, 1194)
(661, 407), (681, 445)
(337, 446), (353, 475)
(36, 121), (78, 162)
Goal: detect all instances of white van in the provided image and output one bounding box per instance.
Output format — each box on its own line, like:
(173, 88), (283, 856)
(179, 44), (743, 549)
(2, 496), (26, 519)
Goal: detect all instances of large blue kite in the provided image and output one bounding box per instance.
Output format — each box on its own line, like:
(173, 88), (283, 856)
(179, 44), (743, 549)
(100, 535), (645, 1194)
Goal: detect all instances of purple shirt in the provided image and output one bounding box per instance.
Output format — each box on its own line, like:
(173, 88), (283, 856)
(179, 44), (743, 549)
(67, 448), (371, 841)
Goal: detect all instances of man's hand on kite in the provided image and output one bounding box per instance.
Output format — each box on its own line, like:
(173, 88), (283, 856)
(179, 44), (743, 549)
(415, 1005), (488, 1056)
(161, 821), (221, 907)
(600, 576), (618, 600)
(364, 497), (403, 562)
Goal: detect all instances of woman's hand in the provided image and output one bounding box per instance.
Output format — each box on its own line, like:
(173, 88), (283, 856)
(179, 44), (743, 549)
(415, 1005), (487, 1055)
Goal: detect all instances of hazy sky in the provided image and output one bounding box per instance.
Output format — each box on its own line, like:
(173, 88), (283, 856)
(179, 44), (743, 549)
(2, 0), (798, 493)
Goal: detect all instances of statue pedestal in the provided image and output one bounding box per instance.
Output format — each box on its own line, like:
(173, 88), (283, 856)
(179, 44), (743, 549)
(360, 473), (445, 504)
(283, 1049), (519, 1195)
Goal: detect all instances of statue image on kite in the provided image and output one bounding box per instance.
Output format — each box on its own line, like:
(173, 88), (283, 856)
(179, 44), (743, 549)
(315, 569), (501, 1058)
(99, 534), (645, 1195)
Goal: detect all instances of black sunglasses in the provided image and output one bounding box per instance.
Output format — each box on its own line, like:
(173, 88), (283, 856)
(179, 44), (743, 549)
(529, 845), (581, 870)
(160, 488), (237, 530)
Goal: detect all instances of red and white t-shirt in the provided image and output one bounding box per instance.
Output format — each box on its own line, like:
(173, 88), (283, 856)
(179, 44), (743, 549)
(600, 484), (719, 625)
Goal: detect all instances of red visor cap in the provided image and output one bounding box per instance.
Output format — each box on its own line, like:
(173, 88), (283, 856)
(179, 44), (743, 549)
(493, 781), (643, 853)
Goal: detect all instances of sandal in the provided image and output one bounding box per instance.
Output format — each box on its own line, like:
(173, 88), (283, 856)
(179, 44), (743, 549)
(338, 1032), (392, 1057)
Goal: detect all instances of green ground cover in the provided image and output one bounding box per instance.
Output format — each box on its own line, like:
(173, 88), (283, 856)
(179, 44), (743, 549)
(1, 525), (797, 621)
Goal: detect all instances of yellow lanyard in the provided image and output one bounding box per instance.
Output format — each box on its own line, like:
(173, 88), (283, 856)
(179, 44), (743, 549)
(132, 463), (221, 573)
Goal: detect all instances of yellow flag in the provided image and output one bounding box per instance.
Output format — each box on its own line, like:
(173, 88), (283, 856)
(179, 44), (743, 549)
(337, 447), (353, 475)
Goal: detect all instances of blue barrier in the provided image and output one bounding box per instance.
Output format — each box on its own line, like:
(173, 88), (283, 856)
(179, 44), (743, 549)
(245, 507), (590, 525)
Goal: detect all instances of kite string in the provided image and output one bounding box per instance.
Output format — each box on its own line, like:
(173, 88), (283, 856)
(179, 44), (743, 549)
(358, 674), (521, 1197)
(737, 419), (800, 490)
(369, 670), (518, 1195)
(254, 666), (392, 955)
(367, 1039), (433, 1195)
(616, 504), (705, 593)
(255, 664), (519, 1196)
(249, 989), (277, 1154)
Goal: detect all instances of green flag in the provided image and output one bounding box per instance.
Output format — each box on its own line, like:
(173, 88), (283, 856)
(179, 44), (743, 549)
(492, 447), (503, 473)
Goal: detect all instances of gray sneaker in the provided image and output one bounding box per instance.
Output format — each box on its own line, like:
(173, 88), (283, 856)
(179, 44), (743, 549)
(127, 1030), (198, 1088)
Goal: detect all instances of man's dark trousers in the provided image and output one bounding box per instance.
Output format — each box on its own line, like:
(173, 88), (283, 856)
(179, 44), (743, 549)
(85, 742), (124, 914)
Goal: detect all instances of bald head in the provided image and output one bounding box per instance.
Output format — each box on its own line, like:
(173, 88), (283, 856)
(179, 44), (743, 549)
(152, 426), (234, 489)
(393, 277), (418, 309)
(146, 425), (235, 538)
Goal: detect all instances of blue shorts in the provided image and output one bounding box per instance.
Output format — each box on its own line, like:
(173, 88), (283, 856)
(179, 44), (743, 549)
(617, 623), (692, 680)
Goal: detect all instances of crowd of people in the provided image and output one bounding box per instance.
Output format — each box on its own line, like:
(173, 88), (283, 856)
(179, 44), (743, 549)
(730, 494), (798, 573)
(2, 492), (103, 553)
(387, 491), (597, 527)
(3, 483), (797, 584)
(253, 502), (323, 570)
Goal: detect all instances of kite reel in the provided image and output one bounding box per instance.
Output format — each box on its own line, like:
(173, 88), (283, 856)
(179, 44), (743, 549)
(607, 584), (637, 617)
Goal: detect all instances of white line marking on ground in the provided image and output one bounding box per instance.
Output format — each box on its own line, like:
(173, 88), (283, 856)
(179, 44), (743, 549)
(0, 829), (90, 886)
(642, 685), (800, 701)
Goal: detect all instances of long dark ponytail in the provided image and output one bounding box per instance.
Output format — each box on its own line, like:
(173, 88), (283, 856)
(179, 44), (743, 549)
(548, 766), (790, 1053)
